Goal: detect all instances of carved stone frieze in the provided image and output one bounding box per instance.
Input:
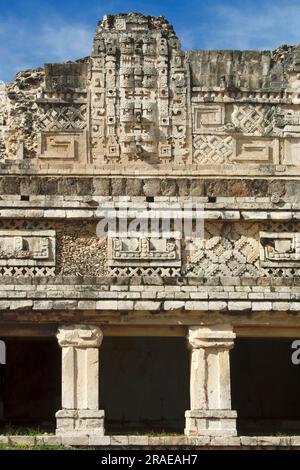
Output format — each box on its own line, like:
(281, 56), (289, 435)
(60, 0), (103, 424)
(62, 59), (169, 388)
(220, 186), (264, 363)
(260, 232), (300, 267)
(108, 237), (181, 267)
(90, 14), (189, 165)
(0, 230), (55, 267)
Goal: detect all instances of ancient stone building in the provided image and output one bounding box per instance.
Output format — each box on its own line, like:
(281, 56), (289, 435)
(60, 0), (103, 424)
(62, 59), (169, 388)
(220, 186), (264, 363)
(1, 12), (300, 447)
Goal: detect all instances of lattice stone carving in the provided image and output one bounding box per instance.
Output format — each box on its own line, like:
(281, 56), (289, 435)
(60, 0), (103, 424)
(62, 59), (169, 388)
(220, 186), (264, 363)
(37, 103), (87, 131)
(0, 267), (55, 277)
(231, 104), (275, 135)
(36, 63), (88, 165)
(186, 222), (259, 276)
(193, 135), (233, 164)
(260, 232), (300, 267)
(109, 267), (181, 276)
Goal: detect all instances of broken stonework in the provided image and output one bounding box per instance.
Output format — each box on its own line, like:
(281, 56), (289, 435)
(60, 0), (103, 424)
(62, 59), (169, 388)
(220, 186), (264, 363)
(0, 12), (300, 446)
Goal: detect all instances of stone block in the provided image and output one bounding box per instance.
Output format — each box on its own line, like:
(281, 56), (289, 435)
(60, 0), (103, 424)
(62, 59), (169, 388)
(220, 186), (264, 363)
(252, 302), (272, 311)
(61, 435), (89, 446)
(210, 437), (241, 447)
(110, 435), (129, 446)
(128, 436), (149, 446)
(185, 301), (208, 311)
(9, 436), (36, 447)
(36, 435), (62, 446)
(0, 436), (9, 445)
(134, 301), (161, 311)
(89, 436), (111, 446)
(228, 301), (251, 311)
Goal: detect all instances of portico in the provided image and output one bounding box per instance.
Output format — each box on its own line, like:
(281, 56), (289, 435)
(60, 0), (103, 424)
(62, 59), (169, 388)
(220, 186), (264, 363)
(54, 323), (237, 437)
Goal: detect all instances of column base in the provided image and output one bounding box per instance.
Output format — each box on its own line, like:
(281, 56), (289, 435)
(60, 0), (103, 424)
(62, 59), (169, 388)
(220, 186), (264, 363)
(56, 409), (105, 436)
(185, 409), (237, 437)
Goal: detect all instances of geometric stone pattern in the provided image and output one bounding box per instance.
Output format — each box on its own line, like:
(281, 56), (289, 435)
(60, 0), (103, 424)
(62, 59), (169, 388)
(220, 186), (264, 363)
(108, 237), (181, 267)
(3, 13), (300, 170)
(2, 12), (300, 446)
(0, 230), (55, 276)
(186, 222), (260, 277)
(0, 219), (299, 278)
(90, 14), (188, 165)
(37, 104), (87, 132)
(231, 136), (277, 164)
(193, 135), (233, 164)
(109, 266), (181, 276)
(231, 104), (275, 135)
(260, 232), (300, 267)
(192, 104), (225, 135)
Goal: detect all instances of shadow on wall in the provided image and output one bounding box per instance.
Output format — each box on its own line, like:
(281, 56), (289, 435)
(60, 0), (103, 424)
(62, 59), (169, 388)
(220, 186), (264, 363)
(0, 338), (61, 432)
(100, 336), (190, 434)
(231, 338), (300, 435)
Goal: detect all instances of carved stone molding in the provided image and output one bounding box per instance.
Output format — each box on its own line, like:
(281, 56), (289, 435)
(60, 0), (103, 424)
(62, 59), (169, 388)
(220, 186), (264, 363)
(0, 230), (55, 267)
(260, 231), (300, 267)
(187, 325), (236, 350)
(57, 325), (103, 348)
(108, 237), (181, 267)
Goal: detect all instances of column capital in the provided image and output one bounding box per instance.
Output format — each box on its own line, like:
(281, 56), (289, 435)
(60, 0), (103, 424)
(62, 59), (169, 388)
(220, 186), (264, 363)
(187, 325), (236, 350)
(57, 325), (103, 348)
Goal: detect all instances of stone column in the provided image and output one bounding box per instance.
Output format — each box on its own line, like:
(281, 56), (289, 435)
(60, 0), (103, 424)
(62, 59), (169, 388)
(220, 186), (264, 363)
(55, 325), (105, 436)
(185, 325), (237, 437)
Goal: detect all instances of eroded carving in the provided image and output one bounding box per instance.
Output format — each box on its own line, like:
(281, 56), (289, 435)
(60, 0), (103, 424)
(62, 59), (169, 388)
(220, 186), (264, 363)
(0, 230), (55, 267)
(57, 325), (103, 348)
(108, 237), (181, 267)
(90, 13), (189, 165)
(260, 232), (300, 267)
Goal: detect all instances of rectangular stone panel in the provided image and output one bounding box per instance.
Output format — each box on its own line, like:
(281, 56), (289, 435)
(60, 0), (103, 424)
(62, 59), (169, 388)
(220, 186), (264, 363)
(0, 230), (56, 267)
(192, 104), (225, 134)
(232, 136), (279, 164)
(283, 138), (300, 165)
(45, 63), (88, 91)
(39, 131), (87, 162)
(259, 231), (300, 267)
(108, 237), (181, 267)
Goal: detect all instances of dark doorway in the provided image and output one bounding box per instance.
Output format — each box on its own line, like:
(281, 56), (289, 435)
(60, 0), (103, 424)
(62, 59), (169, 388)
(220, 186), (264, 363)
(0, 338), (61, 433)
(231, 338), (300, 435)
(100, 336), (190, 434)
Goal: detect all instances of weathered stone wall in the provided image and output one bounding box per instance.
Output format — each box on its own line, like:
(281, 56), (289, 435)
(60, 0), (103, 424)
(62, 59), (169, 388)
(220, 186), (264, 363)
(1, 13), (300, 175)
(0, 13), (299, 300)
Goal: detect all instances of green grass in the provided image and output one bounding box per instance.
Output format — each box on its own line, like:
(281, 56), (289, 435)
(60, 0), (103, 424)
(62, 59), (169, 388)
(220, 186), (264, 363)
(0, 425), (55, 436)
(0, 444), (71, 450)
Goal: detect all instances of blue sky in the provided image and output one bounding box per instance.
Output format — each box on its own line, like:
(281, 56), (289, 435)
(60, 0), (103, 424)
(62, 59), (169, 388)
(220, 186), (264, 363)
(1, 0), (300, 82)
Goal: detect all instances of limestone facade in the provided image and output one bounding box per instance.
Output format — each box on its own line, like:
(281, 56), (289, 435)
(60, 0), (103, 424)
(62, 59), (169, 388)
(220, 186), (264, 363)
(0, 13), (300, 443)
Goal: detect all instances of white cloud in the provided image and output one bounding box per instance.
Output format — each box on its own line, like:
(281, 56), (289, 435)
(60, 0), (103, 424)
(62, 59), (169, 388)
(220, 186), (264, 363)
(0, 15), (93, 82)
(200, 2), (300, 50)
(2, 1), (300, 82)
(40, 23), (93, 61)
